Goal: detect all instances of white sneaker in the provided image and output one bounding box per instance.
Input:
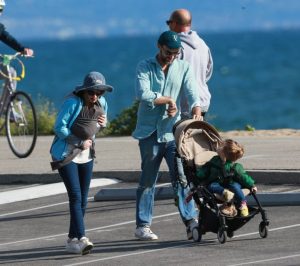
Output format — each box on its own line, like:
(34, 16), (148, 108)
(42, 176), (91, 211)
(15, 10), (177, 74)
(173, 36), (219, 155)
(186, 219), (198, 240)
(66, 238), (81, 254)
(78, 237), (94, 255)
(135, 226), (158, 240)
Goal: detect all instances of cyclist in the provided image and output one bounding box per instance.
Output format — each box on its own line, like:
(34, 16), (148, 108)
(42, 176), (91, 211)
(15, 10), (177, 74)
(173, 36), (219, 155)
(0, 0), (34, 90)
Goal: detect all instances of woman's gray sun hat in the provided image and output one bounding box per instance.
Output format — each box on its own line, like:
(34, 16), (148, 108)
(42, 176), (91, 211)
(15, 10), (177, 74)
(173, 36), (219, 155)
(74, 71), (114, 94)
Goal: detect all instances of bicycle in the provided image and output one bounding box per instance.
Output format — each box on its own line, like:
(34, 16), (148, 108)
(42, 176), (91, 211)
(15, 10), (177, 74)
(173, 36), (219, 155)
(0, 52), (37, 158)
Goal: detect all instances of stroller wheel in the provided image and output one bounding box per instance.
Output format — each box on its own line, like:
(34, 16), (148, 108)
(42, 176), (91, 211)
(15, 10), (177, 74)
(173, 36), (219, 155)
(192, 227), (202, 242)
(227, 230), (234, 238)
(259, 222), (268, 238)
(217, 228), (227, 244)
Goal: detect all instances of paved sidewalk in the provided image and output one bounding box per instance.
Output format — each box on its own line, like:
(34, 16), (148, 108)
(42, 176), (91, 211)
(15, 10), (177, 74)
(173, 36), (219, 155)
(0, 135), (300, 184)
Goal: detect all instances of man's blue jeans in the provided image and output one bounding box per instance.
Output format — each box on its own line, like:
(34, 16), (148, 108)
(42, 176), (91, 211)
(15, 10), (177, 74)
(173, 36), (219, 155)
(136, 132), (197, 227)
(58, 160), (93, 239)
(208, 181), (246, 205)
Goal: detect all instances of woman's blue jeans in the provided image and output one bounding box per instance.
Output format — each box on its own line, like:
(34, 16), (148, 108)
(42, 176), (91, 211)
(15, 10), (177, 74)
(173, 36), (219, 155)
(58, 160), (93, 239)
(136, 132), (197, 227)
(208, 181), (246, 205)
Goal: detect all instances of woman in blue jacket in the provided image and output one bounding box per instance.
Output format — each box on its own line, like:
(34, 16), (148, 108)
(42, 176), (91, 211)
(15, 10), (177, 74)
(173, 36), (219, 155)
(50, 71), (113, 255)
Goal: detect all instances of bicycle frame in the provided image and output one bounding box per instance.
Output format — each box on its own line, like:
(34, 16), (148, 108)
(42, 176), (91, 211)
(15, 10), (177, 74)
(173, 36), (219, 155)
(0, 63), (16, 117)
(0, 53), (24, 116)
(0, 52), (37, 158)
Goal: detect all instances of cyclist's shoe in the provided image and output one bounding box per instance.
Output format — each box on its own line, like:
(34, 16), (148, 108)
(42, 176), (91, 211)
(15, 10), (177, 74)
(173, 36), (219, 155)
(9, 110), (22, 122)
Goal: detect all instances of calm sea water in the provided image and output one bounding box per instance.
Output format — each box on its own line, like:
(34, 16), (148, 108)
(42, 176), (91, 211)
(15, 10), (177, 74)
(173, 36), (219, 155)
(2, 29), (299, 130)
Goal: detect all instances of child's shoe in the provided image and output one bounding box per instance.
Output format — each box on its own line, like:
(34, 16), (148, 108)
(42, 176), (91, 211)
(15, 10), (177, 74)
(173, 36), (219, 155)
(239, 201), (249, 217)
(223, 189), (234, 202)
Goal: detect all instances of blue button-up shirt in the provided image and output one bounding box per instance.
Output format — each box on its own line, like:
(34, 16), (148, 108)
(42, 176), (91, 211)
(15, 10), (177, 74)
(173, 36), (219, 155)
(133, 57), (200, 142)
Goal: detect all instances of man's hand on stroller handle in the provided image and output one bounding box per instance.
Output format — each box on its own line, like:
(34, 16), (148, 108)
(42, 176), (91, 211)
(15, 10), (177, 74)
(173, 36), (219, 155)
(192, 106), (203, 121)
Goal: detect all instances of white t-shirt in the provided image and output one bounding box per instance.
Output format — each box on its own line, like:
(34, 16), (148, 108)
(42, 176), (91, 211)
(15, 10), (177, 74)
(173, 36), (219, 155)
(72, 148), (92, 164)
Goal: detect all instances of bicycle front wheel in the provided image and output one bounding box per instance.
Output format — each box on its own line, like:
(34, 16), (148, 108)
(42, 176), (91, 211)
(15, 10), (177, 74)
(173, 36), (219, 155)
(0, 83), (9, 132)
(5, 91), (37, 158)
(0, 109), (5, 132)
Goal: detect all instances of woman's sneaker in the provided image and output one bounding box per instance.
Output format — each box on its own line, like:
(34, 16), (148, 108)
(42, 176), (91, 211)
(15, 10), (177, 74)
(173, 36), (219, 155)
(78, 237), (94, 255)
(65, 238), (80, 254)
(239, 201), (249, 217)
(135, 226), (158, 240)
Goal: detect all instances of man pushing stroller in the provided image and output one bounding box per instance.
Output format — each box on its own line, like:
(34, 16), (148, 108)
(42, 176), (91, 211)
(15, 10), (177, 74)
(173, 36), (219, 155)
(194, 139), (257, 217)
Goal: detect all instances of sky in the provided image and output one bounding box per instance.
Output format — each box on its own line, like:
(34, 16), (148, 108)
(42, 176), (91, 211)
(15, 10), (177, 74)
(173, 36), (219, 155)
(1, 0), (300, 40)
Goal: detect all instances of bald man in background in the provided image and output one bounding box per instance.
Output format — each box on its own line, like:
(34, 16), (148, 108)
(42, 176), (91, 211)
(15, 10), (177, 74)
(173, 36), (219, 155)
(167, 9), (213, 118)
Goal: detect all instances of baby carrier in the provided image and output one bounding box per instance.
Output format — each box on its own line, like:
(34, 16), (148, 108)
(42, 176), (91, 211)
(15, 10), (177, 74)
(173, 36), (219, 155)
(173, 119), (269, 244)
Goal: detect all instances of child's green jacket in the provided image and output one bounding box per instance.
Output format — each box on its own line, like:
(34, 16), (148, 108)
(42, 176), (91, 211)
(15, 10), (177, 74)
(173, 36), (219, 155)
(195, 155), (255, 188)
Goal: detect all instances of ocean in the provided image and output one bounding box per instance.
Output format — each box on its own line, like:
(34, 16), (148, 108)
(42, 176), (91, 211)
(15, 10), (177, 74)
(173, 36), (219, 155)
(2, 29), (300, 130)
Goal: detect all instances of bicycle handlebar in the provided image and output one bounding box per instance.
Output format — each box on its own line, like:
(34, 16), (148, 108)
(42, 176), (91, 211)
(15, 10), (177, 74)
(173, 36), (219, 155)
(0, 52), (31, 81)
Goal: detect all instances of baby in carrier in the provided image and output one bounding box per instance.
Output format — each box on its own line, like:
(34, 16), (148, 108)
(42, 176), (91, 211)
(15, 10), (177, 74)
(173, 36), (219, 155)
(71, 101), (104, 141)
(67, 101), (104, 160)
(194, 139), (257, 217)
(50, 99), (104, 170)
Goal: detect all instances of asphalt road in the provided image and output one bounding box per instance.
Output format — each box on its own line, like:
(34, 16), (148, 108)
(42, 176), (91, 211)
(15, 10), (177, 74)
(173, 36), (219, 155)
(1, 182), (300, 266)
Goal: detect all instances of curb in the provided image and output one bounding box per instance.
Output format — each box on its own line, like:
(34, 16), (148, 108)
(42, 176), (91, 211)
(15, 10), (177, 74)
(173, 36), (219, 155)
(1, 170), (300, 185)
(94, 186), (300, 206)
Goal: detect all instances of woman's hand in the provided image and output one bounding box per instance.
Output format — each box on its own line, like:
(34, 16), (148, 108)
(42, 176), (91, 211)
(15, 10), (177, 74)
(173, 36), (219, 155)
(97, 115), (107, 127)
(82, 139), (92, 150)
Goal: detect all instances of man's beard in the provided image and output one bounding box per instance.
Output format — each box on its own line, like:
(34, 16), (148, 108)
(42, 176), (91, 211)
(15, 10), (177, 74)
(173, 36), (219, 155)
(159, 52), (173, 65)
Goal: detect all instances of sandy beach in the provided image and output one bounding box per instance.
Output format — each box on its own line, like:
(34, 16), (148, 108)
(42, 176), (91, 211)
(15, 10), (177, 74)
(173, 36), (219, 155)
(220, 128), (300, 138)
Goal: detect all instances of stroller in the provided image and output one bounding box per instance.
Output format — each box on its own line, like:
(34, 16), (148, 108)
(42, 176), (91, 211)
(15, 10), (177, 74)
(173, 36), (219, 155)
(173, 119), (269, 244)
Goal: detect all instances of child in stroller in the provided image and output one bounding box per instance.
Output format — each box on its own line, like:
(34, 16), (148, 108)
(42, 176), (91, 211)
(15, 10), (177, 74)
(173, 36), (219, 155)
(173, 119), (269, 243)
(194, 139), (257, 217)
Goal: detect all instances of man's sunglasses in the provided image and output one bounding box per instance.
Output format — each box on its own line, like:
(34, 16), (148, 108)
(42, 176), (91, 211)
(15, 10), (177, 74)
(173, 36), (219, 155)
(166, 20), (173, 25)
(87, 90), (104, 96)
(161, 46), (181, 57)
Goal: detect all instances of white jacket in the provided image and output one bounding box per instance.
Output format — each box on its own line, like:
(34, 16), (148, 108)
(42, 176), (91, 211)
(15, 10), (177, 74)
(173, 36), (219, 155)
(179, 30), (213, 113)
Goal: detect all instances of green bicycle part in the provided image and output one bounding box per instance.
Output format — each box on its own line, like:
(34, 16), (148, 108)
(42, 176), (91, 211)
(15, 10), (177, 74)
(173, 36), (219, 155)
(0, 55), (25, 81)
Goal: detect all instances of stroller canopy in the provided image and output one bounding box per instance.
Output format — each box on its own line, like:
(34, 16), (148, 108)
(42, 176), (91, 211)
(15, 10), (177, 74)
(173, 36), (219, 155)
(173, 119), (222, 167)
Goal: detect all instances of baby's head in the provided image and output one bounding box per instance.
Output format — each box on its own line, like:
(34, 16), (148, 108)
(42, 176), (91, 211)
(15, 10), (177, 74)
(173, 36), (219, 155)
(219, 139), (244, 162)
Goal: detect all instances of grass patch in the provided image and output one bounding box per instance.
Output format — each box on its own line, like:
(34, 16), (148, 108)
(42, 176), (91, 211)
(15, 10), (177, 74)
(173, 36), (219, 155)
(35, 95), (57, 135)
